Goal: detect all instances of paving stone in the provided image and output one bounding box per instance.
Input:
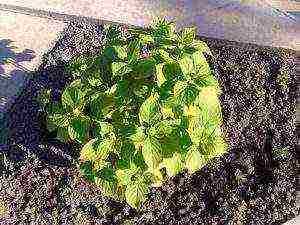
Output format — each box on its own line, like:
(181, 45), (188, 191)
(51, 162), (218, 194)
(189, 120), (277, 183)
(0, 0), (299, 50)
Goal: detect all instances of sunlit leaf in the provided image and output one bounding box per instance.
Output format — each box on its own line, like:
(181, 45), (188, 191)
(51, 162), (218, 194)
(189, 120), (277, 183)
(191, 40), (212, 56)
(155, 63), (166, 87)
(139, 93), (161, 126)
(142, 136), (162, 170)
(185, 145), (206, 173)
(179, 54), (194, 76)
(160, 152), (183, 177)
(79, 138), (98, 162)
(180, 27), (196, 45)
(61, 84), (86, 110)
(111, 62), (132, 78)
(125, 177), (149, 209)
(113, 45), (127, 60)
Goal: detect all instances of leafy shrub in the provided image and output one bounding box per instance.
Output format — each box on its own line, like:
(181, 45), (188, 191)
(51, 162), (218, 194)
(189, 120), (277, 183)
(37, 17), (228, 210)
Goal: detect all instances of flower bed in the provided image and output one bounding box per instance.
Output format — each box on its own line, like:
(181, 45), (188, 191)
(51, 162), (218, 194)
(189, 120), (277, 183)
(0, 18), (298, 225)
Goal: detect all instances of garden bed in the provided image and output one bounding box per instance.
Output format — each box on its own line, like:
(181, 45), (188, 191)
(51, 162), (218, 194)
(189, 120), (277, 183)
(0, 19), (298, 225)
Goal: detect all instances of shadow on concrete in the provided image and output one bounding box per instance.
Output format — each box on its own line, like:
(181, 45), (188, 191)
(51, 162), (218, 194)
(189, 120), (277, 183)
(0, 39), (36, 145)
(0, 20), (104, 171)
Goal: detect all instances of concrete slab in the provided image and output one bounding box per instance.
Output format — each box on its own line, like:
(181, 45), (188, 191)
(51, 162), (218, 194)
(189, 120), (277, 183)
(0, 10), (65, 143)
(0, 0), (299, 50)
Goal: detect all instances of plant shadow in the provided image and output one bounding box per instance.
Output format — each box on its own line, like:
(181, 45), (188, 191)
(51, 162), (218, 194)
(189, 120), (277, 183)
(0, 39), (36, 145)
(1, 20), (105, 174)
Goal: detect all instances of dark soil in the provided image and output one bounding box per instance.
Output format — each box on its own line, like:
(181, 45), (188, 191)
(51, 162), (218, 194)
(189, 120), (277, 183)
(0, 19), (299, 225)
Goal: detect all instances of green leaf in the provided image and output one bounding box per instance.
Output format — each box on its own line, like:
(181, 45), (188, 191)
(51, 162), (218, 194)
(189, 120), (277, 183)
(179, 54), (194, 76)
(185, 145), (206, 174)
(93, 160), (110, 172)
(95, 138), (116, 160)
(142, 136), (162, 170)
(158, 49), (173, 63)
(61, 84), (85, 109)
(68, 117), (89, 144)
(160, 105), (175, 119)
(134, 58), (156, 79)
(160, 152), (183, 177)
(173, 80), (188, 97)
(191, 40), (212, 56)
(97, 122), (114, 136)
(37, 89), (51, 109)
(111, 62), (132, 78)
(127, 39), (140, 66)
(113, 45), (127, 60)
(139, 93), (161, 126)
(139, 34), (155, 45)
(162, 62), (183, 81)
(125, 177), (149, 209)
(192, 51), (207, 69)
(155, 63), (167, 87)
(130, 127), (146, 152)
(87, 77), (102, 87)
(180, 27), (196, 45)
(79, 138), (98, 162)
(95, 176), (116, 198)
(56, 127), (69, 143)
(194, 86), (221, 114)
(181, 84), (199, 105)
(116, 163), (138, 186)
(48, 113), (70, 128)
(149, 119), (180, 138)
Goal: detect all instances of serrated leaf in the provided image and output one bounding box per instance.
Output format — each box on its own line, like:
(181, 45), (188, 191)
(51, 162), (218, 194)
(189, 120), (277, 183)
(139, 93), (161, 125)
(68, 117), (89, 144)
(87, 77), (102, 87)
(173, 80), (188, 97)
(191, 40), (212, 56)
(95, 138), (116, 160)
(48, 113), (70, 128)
(179, 54), (194, 76)
(130, 127), (146, 151)
(116, 164), (138, 186)
(142, 136), (162, 170)
(125, 177), (149, 209)
(93, 160), (110, 171)
(61, 84), (85, 110)
(111, 62), (132, 78)
(113, 45), (127, 60)
(56, 127), (69, 143)
(135, 58), (156, 79)
(155, 63), (166, 87)
(160, 105), (175, 119)
(160, 152), (183, 177)
(185, 145), (206, 174)
(148, 167), (163, 187)
(79, 138), (98, 162)
(180, 27), (196, 45)
(139, 34), (155, 45)
(192, 51), (207, 69)
(149, 119), (180, 138)
(195, 86), (221, 114)
(98, 122), (114, 136)
(95, 176), (116, 198)
(158, 49), (173, 63)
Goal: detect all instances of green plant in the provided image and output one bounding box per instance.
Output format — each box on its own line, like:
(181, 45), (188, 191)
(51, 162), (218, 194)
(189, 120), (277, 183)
(37, 17), (228, 210)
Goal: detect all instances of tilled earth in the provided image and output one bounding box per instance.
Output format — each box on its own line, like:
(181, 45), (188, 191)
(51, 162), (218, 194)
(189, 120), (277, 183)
(0, 20), (298, 225)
